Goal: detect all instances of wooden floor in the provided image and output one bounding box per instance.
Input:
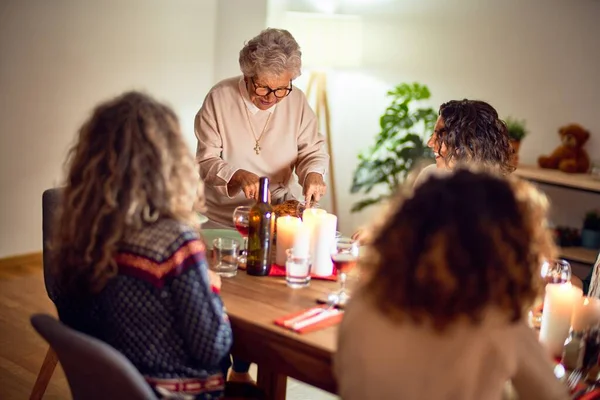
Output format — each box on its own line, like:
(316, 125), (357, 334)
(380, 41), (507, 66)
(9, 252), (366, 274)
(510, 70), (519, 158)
(0, 261), (70, 399)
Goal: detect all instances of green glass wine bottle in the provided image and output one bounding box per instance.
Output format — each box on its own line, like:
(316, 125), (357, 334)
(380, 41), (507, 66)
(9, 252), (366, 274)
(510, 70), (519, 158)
(246, 176), (273, 276)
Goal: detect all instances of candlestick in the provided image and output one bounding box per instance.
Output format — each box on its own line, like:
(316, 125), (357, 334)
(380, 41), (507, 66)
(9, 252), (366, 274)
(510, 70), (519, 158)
(572, 296), (600, 333)
(539, 283), (583, 357)
(275, 216), (301, 266)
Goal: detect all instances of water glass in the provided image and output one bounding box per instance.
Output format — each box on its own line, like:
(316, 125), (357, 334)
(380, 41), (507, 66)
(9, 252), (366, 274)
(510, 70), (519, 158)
(285, 249), (311, 288)
(212, 238), (239, 278)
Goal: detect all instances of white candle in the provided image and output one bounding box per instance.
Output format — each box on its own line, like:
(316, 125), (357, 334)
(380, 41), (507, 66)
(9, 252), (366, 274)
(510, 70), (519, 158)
(539, 283), (583, 357)
(275, 216), (301, 266)
(311, 213), (338, 277)
(572, 296), (600, 332)
(292, 222), (311, 257)
(302, 208), (327, 265)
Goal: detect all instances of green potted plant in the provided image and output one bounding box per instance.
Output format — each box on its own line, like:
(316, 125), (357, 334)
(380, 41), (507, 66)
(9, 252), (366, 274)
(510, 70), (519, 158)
(505, 117), (528, 167)
(350, 82), (436, 212)
(582, 210), (600, 249)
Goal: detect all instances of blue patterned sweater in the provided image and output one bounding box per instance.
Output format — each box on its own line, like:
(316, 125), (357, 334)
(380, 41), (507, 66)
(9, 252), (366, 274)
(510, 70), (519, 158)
(55, 218), (233, 399)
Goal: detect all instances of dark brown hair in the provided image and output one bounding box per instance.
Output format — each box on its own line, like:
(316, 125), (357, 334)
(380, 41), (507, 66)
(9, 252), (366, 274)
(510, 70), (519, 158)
(435, 100), (514, 175)
(362, 168), (555, 331)
(54, 91), (204, 295)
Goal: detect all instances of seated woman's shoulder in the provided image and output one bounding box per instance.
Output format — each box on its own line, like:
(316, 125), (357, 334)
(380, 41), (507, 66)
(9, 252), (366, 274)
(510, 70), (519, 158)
(124, 218), (200, 250)
(412, 163), (442, 187)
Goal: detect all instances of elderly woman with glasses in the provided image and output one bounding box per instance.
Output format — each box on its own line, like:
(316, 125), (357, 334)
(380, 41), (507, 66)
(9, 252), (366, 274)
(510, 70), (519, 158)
(195, 28), (329, 228)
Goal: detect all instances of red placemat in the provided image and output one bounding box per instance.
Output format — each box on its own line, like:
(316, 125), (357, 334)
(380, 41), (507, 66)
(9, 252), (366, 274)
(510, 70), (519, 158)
(237, 262), (337, 281)
(274, 305), (343, 334)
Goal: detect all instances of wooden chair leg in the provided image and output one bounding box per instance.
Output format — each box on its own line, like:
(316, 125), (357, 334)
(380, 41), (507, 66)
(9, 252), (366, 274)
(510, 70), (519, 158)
(29, 346), (58, 400)
(257, 366), (286, 400)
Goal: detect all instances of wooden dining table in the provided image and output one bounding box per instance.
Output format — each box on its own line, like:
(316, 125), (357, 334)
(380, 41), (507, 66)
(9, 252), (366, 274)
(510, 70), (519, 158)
(219, 272), (340, 400)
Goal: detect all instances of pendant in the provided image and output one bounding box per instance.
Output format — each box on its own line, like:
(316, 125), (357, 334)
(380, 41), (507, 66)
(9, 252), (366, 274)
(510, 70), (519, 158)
(254, 141), (261, 155)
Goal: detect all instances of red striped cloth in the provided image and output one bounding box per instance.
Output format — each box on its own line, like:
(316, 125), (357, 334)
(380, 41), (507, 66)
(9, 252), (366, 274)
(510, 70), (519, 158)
(274, 305), (343, 334)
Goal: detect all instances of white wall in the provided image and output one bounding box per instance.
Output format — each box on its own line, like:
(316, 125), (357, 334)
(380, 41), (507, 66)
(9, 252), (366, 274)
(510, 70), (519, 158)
(270, 0), (600, 235)
(0, 0), (218, 257)
(214, 0), (268, 82)
(2, 0), (598, 257)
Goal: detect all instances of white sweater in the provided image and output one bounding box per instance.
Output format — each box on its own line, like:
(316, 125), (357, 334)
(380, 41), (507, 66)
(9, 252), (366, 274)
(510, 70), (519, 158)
(334, 291), (569, 400)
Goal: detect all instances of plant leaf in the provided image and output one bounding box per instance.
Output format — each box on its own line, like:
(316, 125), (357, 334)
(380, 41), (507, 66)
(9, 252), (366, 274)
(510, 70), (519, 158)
(350, 195), (389, 212)
(350, 82), (436, 213)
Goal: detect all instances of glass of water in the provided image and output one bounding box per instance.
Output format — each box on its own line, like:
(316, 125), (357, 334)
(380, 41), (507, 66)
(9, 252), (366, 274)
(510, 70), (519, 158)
(285, 249), (311, 288)
(212, 238), (239, 278)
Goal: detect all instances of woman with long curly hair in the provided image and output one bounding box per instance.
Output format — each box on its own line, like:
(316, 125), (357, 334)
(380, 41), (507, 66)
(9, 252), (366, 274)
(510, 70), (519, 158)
(336, 168), (568, 400)
(354, 99), (514, 243)
(428, 99), (514, 174)
(52, 91), (262, 399)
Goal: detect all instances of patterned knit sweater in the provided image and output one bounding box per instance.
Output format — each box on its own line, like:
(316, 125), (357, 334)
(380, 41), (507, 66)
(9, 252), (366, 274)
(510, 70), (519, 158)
(55, 218), (232, 399)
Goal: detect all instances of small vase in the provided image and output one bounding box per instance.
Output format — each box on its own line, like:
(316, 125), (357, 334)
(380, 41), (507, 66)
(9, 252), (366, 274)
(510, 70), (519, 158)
(581, 229), (600, 250)
(510, 139), (521, 167)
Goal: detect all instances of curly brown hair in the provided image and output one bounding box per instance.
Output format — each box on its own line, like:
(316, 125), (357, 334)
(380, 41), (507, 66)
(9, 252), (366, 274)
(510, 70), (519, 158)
(434, 100), (514, 175)
(54, 91), (204, 295)
(361, 167), (555, 332)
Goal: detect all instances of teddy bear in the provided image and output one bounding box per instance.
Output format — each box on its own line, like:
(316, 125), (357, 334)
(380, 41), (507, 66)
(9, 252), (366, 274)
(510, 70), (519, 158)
(538, 123), (591, 173)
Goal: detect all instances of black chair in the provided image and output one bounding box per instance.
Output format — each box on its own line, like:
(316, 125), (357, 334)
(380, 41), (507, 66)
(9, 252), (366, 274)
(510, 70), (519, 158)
(41, 188), (62, 301)
(31, 314), (157, 400)
(30, 188), (62, 400)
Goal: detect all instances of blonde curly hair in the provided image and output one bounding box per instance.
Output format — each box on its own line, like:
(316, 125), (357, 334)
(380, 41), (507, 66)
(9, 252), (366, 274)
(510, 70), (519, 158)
(361, 167), (556, 332)
(54, 91), (204, 295)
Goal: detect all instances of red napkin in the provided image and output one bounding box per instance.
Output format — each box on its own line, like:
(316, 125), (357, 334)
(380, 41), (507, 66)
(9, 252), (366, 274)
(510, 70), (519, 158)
(268, 264), (337, 281)
(576, 388), (600, 400)
(274, 305), (343, 334)
(237, 262), (337, 281)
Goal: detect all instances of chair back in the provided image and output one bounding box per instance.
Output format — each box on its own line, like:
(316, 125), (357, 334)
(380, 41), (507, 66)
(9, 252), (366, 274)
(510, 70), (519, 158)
(42, 188), (62, 301)
(30, 314), (157, 400)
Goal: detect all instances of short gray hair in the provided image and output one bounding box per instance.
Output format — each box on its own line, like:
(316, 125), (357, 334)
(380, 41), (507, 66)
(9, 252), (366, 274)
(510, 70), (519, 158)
(239, 28), (302, 79)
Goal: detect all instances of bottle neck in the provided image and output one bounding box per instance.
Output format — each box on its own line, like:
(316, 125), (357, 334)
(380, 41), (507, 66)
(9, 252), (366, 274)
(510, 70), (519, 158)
(258, 177), (269, 203)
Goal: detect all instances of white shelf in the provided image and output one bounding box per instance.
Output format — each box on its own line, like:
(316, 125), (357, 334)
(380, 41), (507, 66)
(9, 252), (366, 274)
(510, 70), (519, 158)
(559, 246), (598, 265)
(514, 165), (600, 194)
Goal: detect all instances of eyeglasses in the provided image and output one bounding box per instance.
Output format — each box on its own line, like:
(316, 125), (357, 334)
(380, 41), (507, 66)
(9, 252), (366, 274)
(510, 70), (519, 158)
(251, 77), (292, 99)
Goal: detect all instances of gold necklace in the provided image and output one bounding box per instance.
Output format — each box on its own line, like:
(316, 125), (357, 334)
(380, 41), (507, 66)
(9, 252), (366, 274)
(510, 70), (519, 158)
(244, 106), (272, 155)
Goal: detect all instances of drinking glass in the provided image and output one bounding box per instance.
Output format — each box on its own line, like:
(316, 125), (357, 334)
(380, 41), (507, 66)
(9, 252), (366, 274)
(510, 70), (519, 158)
(541, 259), (572, 284)
(285, 249), (311, 288)
(296, 201), (321, 219)
(232, 206), (250, 266)
(530, 259), (572, 329)
(328, 237), (359, 306)
(212, 238), (239, 277)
